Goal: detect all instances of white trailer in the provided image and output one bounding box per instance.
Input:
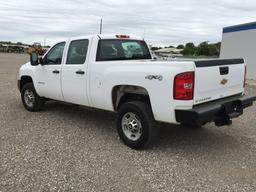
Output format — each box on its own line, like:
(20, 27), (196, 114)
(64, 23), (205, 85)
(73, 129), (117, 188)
(220, 22), (256, 80)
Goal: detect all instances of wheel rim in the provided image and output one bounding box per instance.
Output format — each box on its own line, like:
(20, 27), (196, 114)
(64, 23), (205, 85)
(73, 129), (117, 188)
(24, 89), (35, 108)
(121, 112), (142, 141)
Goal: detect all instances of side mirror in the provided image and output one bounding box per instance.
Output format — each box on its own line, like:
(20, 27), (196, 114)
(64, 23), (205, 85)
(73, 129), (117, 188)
(30, 52), (39, 66)
(39, 56), (44, 65)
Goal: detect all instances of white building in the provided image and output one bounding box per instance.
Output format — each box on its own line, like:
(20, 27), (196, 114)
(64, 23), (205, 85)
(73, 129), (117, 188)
(220, 22), (256, 80)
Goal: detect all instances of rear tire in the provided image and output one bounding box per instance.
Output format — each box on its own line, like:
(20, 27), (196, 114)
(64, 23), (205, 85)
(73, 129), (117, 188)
(117, 101), (156, 149)
(21, 83), (45, 112)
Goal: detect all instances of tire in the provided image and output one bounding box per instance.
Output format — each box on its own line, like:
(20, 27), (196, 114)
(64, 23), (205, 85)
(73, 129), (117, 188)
(117, 101), (156, 149)
(21, 83), (45, 112)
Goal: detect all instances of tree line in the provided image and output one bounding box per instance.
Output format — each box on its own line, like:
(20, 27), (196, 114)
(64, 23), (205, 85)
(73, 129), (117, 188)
(151, 41), (221, 57)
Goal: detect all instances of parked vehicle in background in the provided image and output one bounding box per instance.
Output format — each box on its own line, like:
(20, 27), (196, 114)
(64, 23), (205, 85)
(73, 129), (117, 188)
(27, 42), (45, 55)
(0, 44), (25, 53)
(17, 34), (256, 149)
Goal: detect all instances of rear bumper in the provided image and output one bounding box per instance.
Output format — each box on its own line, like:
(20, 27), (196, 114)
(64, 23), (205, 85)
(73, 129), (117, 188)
(175, 94), (256, 127)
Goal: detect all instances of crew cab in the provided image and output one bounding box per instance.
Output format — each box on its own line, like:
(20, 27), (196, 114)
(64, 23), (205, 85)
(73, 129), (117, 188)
(17, 34), (256, 149)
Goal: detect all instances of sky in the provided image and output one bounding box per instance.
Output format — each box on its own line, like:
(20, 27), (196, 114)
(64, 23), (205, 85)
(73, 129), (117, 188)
(0, 0), (255, 46)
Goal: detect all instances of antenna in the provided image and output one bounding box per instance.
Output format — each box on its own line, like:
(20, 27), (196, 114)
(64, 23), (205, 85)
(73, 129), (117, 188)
(100, 18), (103, 34)
(143, 29), (146, 40)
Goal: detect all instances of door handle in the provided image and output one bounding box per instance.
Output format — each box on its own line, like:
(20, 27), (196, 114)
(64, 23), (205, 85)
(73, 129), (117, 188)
(52, 70), (60, 74)
(76, 70), (85, 75)
(219, 66), (229, 75)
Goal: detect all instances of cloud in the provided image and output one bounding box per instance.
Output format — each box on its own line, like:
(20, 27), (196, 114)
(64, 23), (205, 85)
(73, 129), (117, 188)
(0, 0), (255, 46)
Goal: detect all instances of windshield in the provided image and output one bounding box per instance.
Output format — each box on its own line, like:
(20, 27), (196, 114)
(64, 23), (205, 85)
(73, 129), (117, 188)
(96, 39), (152, 61)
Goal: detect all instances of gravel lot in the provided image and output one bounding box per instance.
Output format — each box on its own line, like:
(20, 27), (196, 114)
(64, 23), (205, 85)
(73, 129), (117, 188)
(0, 53), (256, 192)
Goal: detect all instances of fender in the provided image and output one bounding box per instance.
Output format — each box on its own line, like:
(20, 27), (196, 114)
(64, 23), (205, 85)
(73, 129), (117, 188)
(18, 62), (41, 96)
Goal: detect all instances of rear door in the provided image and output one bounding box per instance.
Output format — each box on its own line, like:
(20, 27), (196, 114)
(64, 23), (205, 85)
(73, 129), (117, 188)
(61, 38), (90, 106)
(194, 59), (245, 105)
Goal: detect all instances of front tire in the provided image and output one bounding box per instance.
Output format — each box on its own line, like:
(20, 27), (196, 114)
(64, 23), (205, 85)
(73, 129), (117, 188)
(117, 101), (156, 149)
(21, 83), (45, 112)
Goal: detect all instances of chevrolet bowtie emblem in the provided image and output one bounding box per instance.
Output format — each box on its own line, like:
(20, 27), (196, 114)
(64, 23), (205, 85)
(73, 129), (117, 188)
(220, 78), (228, 85)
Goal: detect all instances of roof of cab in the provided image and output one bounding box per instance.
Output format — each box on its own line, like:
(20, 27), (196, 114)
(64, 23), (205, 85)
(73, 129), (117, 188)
(65, 34), (144, 43)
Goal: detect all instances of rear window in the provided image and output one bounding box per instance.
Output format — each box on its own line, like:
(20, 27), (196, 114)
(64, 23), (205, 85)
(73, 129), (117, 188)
(96, 39), (151, 61)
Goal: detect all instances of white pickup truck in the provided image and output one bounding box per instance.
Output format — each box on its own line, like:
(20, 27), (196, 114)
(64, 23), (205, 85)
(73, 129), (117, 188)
(18, 34), (256, 149)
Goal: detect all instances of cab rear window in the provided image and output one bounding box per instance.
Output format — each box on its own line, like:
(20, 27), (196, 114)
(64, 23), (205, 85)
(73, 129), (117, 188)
(96, 39), (151, 61)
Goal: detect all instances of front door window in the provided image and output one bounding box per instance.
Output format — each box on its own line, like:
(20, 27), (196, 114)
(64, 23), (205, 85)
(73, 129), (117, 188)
(44, 42), (65, 65)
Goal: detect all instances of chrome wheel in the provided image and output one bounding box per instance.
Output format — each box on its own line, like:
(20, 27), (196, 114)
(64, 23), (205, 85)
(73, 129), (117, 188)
(24, 89), (35, 108)
(121, 112), (142, 141)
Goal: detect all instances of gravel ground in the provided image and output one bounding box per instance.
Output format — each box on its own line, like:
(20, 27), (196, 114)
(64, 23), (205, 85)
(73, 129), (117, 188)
(0, 53), (256, 192)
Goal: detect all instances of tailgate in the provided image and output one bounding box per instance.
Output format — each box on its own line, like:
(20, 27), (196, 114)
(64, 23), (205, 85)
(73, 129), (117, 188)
(194, 59), (245, 105)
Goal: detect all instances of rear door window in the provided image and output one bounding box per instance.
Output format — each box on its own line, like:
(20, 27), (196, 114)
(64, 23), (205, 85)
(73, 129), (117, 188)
(66, 39), (89, 64)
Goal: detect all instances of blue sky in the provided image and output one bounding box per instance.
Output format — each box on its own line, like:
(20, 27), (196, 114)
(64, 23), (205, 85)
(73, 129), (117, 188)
(0, 0), (255, 46)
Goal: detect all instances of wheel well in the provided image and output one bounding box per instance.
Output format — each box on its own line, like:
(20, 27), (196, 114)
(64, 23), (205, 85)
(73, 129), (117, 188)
(112, 85), (151, 111)
(20, 76), (33, 89)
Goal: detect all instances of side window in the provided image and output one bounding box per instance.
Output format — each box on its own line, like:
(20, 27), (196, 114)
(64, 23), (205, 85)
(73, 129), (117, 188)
(66, 39), (89, 64)
(44, 42), (65, 65)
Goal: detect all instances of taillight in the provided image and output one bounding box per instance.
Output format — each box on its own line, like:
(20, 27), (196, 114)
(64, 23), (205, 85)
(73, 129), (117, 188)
(244, 65), (246, 88)
(174, 72), (194, 100)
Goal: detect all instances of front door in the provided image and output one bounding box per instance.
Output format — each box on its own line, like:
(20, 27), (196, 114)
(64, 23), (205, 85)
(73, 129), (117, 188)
(35, 42), (66, 101)
(61, 39), (90, 106)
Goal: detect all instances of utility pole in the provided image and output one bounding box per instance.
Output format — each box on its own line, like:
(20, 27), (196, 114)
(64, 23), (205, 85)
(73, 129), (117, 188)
(100, 18), (103, 34)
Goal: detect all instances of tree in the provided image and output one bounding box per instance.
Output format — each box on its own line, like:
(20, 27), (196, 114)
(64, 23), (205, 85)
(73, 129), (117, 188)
(197, 41), (210, 56)
(196, 41), (221, 56)
(182, 42), (196, 56)
(150, 41), (221, 56)
(177, 44), (184, 49)
(214, 42), (221, 56)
